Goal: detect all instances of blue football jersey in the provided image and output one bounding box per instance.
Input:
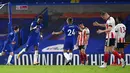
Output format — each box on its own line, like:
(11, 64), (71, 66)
(6, 31), (16, 44)
(62, 24), (80, 40)
(29, 21), (43, 38)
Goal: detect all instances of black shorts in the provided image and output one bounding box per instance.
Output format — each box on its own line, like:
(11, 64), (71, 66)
(117, 43), (125, 48)
(78, 45), (85, 50)
(105, 38), (115, 46)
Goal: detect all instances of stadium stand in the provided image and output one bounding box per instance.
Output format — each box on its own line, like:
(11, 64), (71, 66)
(0, 0), (130, 4)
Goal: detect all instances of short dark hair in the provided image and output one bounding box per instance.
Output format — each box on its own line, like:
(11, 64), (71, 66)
(38, 15), (43, 19)
(13, 26), (19, 30)
(78, 23), (83, 25)
(100, 11), (107, 16)
(67, 17), (73, 22)
(115, 17), (123, 24)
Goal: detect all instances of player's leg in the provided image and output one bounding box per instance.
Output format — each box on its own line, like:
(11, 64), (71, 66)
(0, 41), (7, 56)
(6, 52), (14, 65)
(120, 48), (124, 59)
(17, 45), (29, 59)
(111, 48), (125, 67)
(33, 45), (39, 65)
(118, 43), (125, 65)
(118, 43), (125, 59)
(110, 42), (125, 68)
(79, 46), (84, 65)
(113, 43), (124, 65)
(111, 40), (118, 65)
(63, 41), (70, 65)
(6, 44), (14, 65)
(100, 39), (110, 68)
(100, 46), (110, 68)
(0, 48), (6, 56)
(0, 51), (5, 56)
(17, 38), (32, 59)
(63, 49), (70, 65)
(108, 38), (125, 67)
(79, 45), (87, 65)
(109, 45), (119, 64)
(112, 47), (118, 65)
(83, 46), (88, 65)
(68, 49), (73, 62)
(67, 42), (75, 65)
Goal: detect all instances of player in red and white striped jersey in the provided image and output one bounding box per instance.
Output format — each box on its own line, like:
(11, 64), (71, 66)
(77, 23), (90, 65)
(93, 12), (125, 68)
(113, 17), (126, 65)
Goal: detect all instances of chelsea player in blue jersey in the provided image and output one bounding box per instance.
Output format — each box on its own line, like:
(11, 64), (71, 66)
(52, 17), (80, 65)
(0, 26), (19, 65)
(17, 16), (43, 65)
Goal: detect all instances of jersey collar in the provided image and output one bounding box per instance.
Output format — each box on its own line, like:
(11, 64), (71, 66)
(106, 16), (111, 21)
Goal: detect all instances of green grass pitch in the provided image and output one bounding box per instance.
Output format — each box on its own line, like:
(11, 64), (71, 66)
(0, 65), (129, 73)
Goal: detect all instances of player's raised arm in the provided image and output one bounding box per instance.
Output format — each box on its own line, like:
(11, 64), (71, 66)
(52, 24), (65, 35)
(30, 22), (37, 31)
(93, 21), (106, 27)
(96, 12), (115, 34)
(93, 12), (112, 27)
(52, 31), (64, 35)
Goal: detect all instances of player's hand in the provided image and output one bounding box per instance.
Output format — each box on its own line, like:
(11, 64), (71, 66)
(12, 41), (16, 44)
(97, 29), (104, 34)
(75, 43), (78, 47)
(84, 41), (88, 45)
(73, 45), (78, 50)
(93, 21), (99, 26)
(52, 31), (56, 35)
(40, 35), (43, 39)
(0, 53), (2, 56)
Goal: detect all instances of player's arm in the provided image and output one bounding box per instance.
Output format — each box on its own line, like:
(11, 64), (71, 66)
(8, 22), (13, 33)
(39, 29), (43, 39)
(52, 31), (64, 35)
(115, 25), (119, 33)
(76, 33), (80, 46)
(40, 32), (43, 38)
(97, 25), (112, 34)
(76, 25), (82, 32)
(52, 26), (65, 35)
(93, 21), (106, 27)
(86, 29), (90, 40)
(84, 28), (90, 45)
(11, 33), (16, 44)
(40, 24), (44, 38)
(30, 22), (37, 31)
